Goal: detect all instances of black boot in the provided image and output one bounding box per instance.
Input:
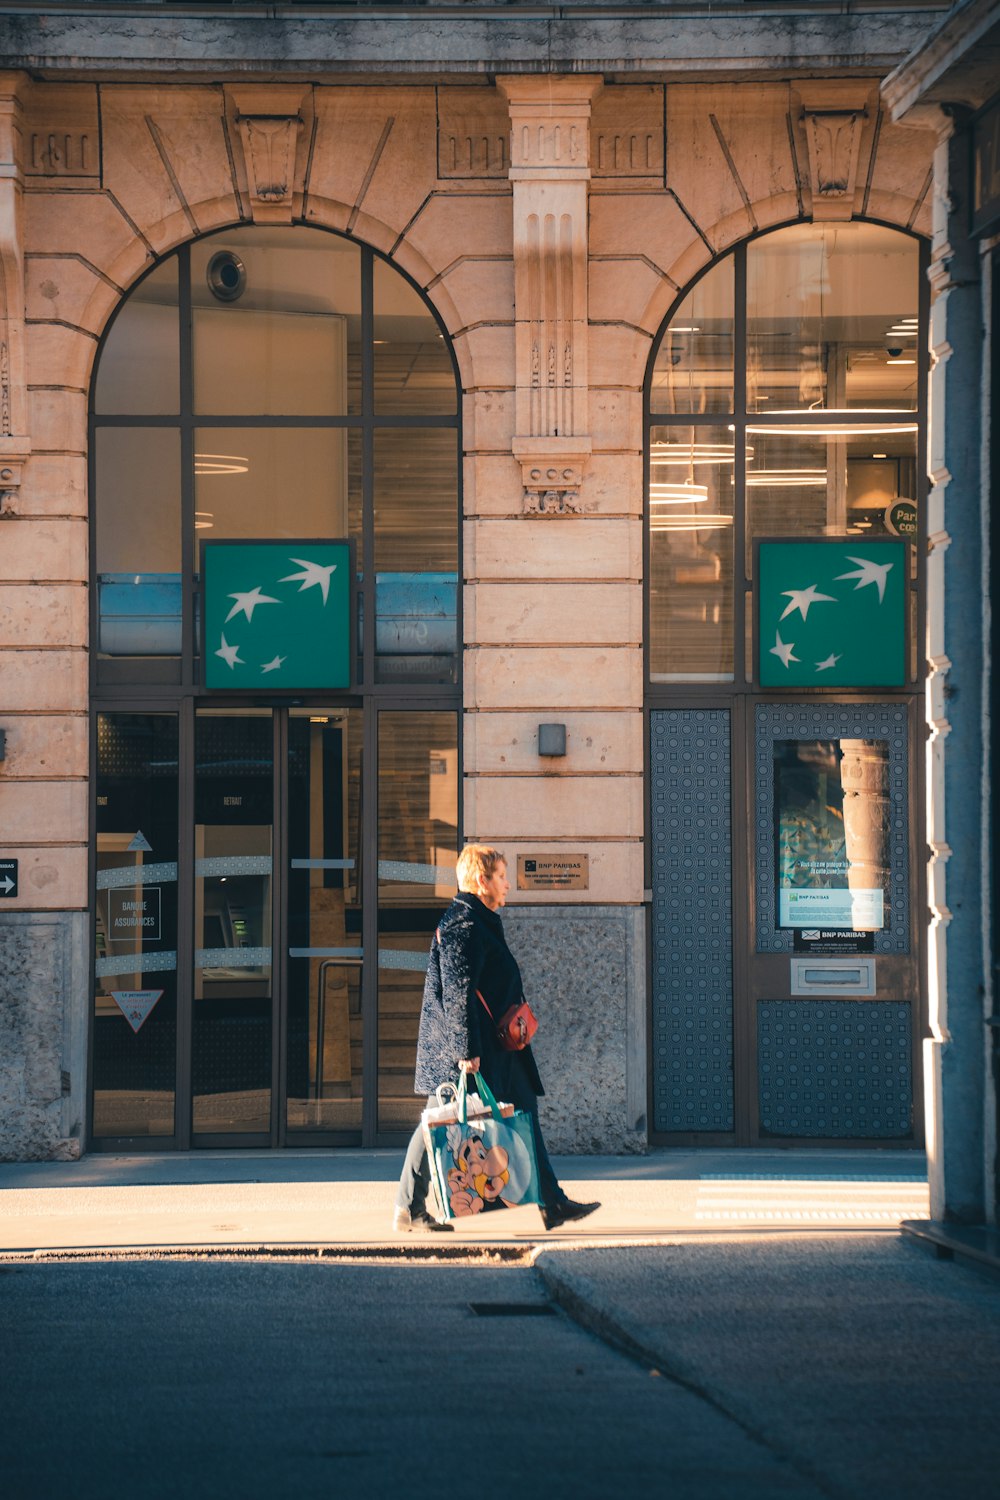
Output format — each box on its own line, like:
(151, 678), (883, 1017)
(539, 1199), (600, 1231)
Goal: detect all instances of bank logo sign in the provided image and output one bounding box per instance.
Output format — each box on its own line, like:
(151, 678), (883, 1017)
(202, 540), (352, 691)
(756, 538), (908, 689)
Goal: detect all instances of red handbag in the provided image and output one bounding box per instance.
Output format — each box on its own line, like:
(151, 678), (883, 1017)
(477, 990), (539, 1052)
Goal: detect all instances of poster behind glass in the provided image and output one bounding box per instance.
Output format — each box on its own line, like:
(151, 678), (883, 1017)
(774, 739), (890, 931)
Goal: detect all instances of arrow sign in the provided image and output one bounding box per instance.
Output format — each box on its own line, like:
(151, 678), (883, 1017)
(109, 990), (164, 1034)
(0, 859), (17, 898)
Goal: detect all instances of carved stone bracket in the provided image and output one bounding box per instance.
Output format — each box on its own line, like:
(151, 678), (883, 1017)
(499, 78), (602, 514)
(795, 82), (874, 222)
(225, 86), (309, 224)
(513, 437), (592, 516)
(0, 435), (30, 517)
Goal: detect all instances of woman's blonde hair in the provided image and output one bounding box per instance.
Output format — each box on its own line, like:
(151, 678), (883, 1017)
(455, 843), (505, 892)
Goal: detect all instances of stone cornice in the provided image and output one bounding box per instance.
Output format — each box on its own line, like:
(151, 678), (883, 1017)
(882, 0), (1000, 119)
(0, 10), (948, 83)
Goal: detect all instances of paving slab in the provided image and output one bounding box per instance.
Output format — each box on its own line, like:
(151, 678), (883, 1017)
(535, 1234), (1000, 1500)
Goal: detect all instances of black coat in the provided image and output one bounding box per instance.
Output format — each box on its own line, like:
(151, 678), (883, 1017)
(413, 891), (544, 1107)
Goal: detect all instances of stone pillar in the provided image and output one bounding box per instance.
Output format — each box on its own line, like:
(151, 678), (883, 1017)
(498, 77), (599, 511)
(924, 109), (987, 1222)
(463, 78), (645, 1152)
(0, 72), (89, 1160)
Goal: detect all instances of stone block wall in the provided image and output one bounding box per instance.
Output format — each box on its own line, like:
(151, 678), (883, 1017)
(0, 65), (938, 1156)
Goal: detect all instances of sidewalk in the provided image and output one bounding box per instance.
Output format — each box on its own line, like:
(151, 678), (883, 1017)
(536, 1234), (1000, 1500)
(0, 1147), (929, 1256)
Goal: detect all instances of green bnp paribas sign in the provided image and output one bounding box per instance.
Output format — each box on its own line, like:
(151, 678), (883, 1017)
(756, 538), (908, 689)
(203, 540), (352, 690)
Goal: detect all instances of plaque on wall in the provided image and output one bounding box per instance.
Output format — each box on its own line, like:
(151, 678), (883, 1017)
(516, 854), (589, 891)
(793, 928), (875, 955)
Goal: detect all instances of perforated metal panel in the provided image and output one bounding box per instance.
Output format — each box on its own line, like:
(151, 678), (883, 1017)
(650, 710), (734, 1133)
(754, 704), (910, 954)
(758, 1000), (912, 1138)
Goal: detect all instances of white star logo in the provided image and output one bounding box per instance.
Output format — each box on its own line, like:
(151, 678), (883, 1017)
(770, 630), (799, 668)
(260, 655), (286, 674)
(815, 653), (842, 672)
(215, 634), (244, 670)
(779, 583), (836, 622)
(280, 557), (338, 605)
(225, 586), (280, 624)
(835, 555), (893, 603)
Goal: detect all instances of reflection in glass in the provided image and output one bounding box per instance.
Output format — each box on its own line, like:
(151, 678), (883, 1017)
(93, 714), (179, 1137)
(94, 259), (179, 415)
(192, 227), (360, 415)
(193, 712), (273, 1136)
(650, 259), (734, 415)
(747, 224), (919, 412)
(286, 710), (364, 1135)
(774, 739), (889, 930)
(377, 712), (459, 1131)
(374, 428), (458, 684)
(95, 428), (182, 658)
(374, 257), (456, 415)
(745, 426), (918, 568)
(648, 425), (736, 681)
(193, 427), (351, 565)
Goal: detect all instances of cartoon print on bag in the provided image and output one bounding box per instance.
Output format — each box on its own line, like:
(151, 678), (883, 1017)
(445, 1125), (510, 1215)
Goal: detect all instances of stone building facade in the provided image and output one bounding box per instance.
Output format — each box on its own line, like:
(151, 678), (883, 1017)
(3, 4), (985, 1195)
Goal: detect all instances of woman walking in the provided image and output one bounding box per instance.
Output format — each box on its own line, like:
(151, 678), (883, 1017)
(394, 843), (600, 1233)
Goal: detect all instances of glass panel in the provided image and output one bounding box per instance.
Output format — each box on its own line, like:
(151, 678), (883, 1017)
(649, 259), (734, 415)
(377, 711), (459, 1132)
(745, 426), (918, 571)
(747, 224), (919, 412)
(193, 711), (273, 1136)
(774, 739), (890, 931)
(649, 424), (736, 681)
(192, 226), (360, 415)
(94, 258), (179, 415)
(194, 427), (353, 565)
(286, 709), (364, 1135)
(95, 428), (181, 657)
(373, 257), (456, 414)
(93, 714), (179, 1137)
(373, 429), (458, 684)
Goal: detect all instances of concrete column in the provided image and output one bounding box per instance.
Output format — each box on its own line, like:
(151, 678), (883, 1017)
(924, 110), (988, 1222)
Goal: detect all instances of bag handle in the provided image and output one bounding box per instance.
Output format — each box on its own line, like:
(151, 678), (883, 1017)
(454, 1068), (504, 1126)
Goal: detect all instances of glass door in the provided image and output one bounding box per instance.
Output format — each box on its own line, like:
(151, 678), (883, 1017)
(376, 710), (459, 1137)
(284, 708), (364, 1140)
(192, 709), (274, 1142)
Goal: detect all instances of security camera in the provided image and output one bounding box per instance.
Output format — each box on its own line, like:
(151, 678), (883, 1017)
(884, 335), (904, 358)
(207, 250), (246, 303)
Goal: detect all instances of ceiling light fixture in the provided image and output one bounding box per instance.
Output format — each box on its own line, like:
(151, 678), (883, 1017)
(650, 481), (711, 506)
(194, 454), (250, 476)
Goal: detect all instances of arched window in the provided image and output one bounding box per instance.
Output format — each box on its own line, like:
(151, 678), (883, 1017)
(92, 224), (459, 688)
(646, 223), (924, 683)
(89, 228), (461, 1150)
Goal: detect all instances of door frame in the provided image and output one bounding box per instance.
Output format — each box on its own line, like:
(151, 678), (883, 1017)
(646, 693), (926, 1147)
(88, 693), (461, 1152)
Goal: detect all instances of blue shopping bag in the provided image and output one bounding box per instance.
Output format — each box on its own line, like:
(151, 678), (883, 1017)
(423, 1072), (541, 1220)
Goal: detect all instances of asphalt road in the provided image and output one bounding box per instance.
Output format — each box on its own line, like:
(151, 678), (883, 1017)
(2, 1260), (822, 1500)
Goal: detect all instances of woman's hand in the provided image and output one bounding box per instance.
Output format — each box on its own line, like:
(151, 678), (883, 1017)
(458, 1057), (480, 1073)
